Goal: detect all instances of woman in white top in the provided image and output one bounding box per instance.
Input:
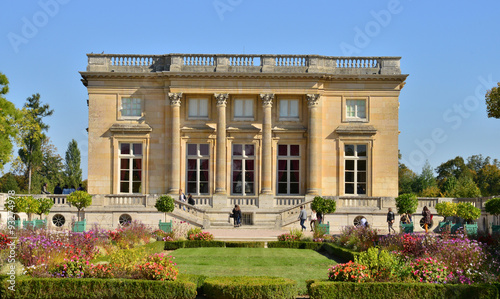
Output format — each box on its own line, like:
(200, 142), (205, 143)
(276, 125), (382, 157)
(310, 210), (318, 232)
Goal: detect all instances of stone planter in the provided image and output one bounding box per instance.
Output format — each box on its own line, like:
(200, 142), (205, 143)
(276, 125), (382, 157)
(464, 223), (478, 236)
(159, 220), (172, 233)
(72, 219), (87, 232)
(400, 222), (413, 233)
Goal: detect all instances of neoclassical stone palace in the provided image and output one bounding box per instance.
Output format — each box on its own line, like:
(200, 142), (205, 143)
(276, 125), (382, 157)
(71, 53), (407, 228)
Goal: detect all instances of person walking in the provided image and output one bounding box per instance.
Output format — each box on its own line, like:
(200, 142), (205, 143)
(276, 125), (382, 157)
(310, 209), (317, 232)
(232, 205), (242, 227)
(299, 206), (307, 231)
(387, 208), (396, 235)
(422, 206), (432, 233)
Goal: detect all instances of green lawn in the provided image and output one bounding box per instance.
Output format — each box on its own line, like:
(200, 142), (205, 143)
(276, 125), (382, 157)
(170, 247), (336, 294)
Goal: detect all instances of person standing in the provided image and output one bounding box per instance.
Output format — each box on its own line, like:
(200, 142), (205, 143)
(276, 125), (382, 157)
(179, 189), (186, 210)
(310, 209), (317, 232)
(422, 206), (432, 233)
(232, 205), (242, 227)
(387, 208), (396, 235)
(53, 184), (62, 194)
(316, 210), (323, 225)
(299, 206), (307, 231)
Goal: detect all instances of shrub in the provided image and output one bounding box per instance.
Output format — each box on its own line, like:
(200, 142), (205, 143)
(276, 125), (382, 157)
(334, 226), (379, 252)
(395, 193), (418, 215)
(435, 202), (457, 219)
(203, 276), (297, 299)
(225, 242), (265, 248)
(328, 261), (369, 282)
(321, 243), (359, 262)
(155, 195), (175, 222)
(409, 257), (450, 283)
(136, 253), (178, 281)
(485, 197), (500, 216)
(186, 227), (203, 238)
(456, 202), (481, 223)
(108, 221), (152, 248)
(311, 196), (336, 215)
(354, 247), (399, 281)
(187, 232), (214, 241)
(267, 241), (323, 250)
(36, 197), (54, 220)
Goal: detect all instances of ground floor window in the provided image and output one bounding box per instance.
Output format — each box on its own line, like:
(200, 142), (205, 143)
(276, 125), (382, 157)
(277, 144), (300, 195)
(119, 143), (142, 193)
(344, 144), (367, 195)
(232, 144), (255, 195)
(186, 144), (209, 195)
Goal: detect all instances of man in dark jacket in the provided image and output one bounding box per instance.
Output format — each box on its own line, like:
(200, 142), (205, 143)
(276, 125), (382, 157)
(387, 208), (396, 235)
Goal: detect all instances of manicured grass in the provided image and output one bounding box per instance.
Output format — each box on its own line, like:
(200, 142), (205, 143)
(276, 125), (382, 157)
(171, 247), (336, 294)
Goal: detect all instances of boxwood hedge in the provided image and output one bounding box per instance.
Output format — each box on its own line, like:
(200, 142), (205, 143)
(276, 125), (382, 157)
(203, 276), (297, 299)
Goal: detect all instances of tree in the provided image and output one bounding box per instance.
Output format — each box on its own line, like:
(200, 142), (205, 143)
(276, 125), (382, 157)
(477, 164), (500, 196)
(66, 191), (92, 221)
(485, 82), (500, 118)
(311, 196), (337, 215)
(395, 193), (418, 215)
(64, 139), (82, 189)
(155, 195), (175, 221)
(0, 72), (21, 170)
(436, 156), (474, 192)
(414, 160), (438, 196)
(37, 197), (54, 220)
(0, 172), (20, 193)
(18, 93), (53, 193)
(40, 137), (65, 188)
(398, 151), (417, 194)
(447, 175), (482, 198)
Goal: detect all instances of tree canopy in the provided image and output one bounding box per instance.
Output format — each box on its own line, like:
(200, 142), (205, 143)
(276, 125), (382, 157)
(485, 82), (500, 119)
(64, 139), (82, 189)
(0, 72), (21, 170)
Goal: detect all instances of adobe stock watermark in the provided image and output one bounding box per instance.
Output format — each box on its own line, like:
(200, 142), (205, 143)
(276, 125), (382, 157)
(7, 0), (71, 54)
(213, 0), (243, 21)
(5, 190), (19, 292)
(401, 75), (495, 169)
(340, 0), (410, 56)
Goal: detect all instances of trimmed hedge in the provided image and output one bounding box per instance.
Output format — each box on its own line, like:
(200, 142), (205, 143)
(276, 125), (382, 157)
(164, 240), (226, 250)
(320, 243), (359, 262)
(178, 273), (208, 293)
(203, 276), (297, 299)
(225, 241), (266, 248)
(267, 241), (323, 250)
(306, 280), (498, 299)
(0, 276), (197, 299)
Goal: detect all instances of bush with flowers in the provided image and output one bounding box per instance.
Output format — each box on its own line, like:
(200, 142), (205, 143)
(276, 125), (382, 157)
(277, 228), (303, 242)
(136, 253), (178, 281)
(188, 231), (214, 241)
(334, 225), (379, 252)
(108, 221), (152, 248)
(409, 257), (450, 283)
(328, 261), (369, 282)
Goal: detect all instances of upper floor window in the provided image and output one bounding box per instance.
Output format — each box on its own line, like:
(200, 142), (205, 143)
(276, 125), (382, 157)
(121, 98), (142, 118)
(188, 98), (208, 118)
(346, 99), (366, 120)
(234, 99), (254, 119)
(279, 99), (299, 120)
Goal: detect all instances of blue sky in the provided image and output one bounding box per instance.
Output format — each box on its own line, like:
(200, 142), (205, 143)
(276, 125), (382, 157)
(1, 0), (499, 179)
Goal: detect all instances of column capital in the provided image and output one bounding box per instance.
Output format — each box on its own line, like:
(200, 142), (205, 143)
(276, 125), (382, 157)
(168, 92), (183, 106)
(214, 93), (229, 107)
(306, 94), (320, 107)
(260, 93), (274, 107)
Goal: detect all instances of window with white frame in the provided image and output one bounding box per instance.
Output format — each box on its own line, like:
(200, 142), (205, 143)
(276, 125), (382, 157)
(234, 99), (254, 119)
(188, 98), (208, 118)
(346, 99), (366, 120)
(232, 144), (255, 195)
(119, 143), (142, 193)
(121, 98), (142, 117)
(344, 144), (367, 195)
(186, 144), (209, 195)
(277, 144), (300, 195)
(279, 99), (299, 119)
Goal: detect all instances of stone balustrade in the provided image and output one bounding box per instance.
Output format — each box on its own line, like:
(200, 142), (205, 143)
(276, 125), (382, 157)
(275, 196), (305, 207)
(229, 196), (259, 207)
(85, 53), (402, 75)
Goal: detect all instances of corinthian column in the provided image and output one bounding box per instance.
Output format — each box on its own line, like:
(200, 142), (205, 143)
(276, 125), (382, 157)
(306, 94), (321, 195)
(214, 93), (228, 194)
(168, 92), (182, 194)
(260, 93), (274, 194)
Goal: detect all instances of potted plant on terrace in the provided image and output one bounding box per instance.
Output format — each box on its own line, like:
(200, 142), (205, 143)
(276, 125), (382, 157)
(456, 202), (481, 236)
(485, 197), (500, 234)
(155, 195), (175, 233)
(311, 196), (336, 235)
(435, 201), (457, 233)
(395, 193), (418, 233)
(66, 191), (92, 232)
(35, 197), (54, 229)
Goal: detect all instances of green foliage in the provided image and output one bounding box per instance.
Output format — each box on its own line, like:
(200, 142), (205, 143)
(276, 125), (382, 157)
(453, 176), (482, 198)
(456, 202), (482, 222)
(485, 82), (500, 119)
(155, 195), (174, 221)
(485, 197), (500, 216)
(39, 137), (65, 188)
(354, 247), (399, 281)
(0, 277), (197, 299)
(0, 173), (20, 193)
(13, 195), (40, 221)
(0, 73), (21, 171)
(395, 193), (418, 214)
(398, 153), (418, 195)
(310, 196), (336, 215)
(4, 196), (23, 213)
(66, 191), (92, 220)
(321, 243), (359, 262)
(306, 281), (498, 299)
(477, 164), (500, 196)
(435, 202), (457, 218)
(64, 139), (82, 189)
(414, 161), (438, 195)
(328, 261), (369, 282)
(183, 240), (225, 248)
(267, 241), (323, 250)
(203, 276), (297, 299)
(186, 227), (202, 237)
(37, 197), (54, 218)
(224, 242), (265, 248)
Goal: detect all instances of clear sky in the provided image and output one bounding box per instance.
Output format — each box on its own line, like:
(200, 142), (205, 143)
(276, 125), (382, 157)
(1, 0), (499, 179)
